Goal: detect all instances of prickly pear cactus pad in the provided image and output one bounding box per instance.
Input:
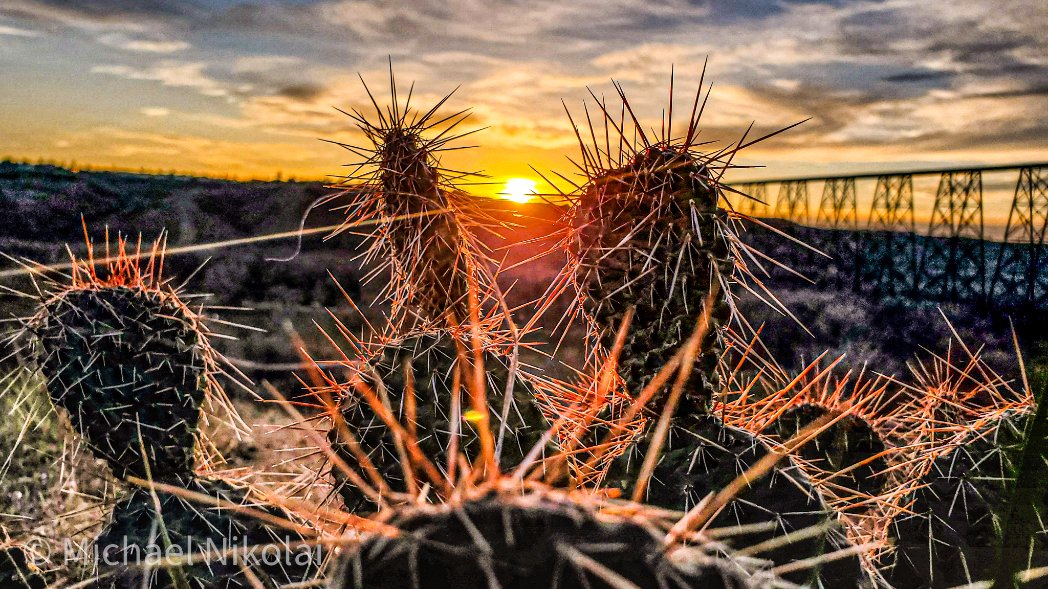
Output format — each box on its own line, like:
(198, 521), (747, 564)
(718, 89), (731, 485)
(326, 75), (497, 330)
(35, 285), (207, 480)
(878, 343), (1041, 586)
(887, 412), (1046, 587)
(23, 233), (235, 482)
(568, 142), (732, 415)
(611, 413), (870, 587)
(95, 476), (319, 589)
(713, 360), (935, 563)
(329, 485), (779, 589)
(325, 328), (548, 511)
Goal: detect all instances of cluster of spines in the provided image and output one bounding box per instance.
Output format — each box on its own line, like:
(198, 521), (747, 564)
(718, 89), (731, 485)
(715, 332), (1039, 581)
(323, 68), (499, 331)
(22, 231), (234, 482)
(16, 231), (314, 588)
(293, 302), (874, 588)
(319, 323), (547, 511)
(715, 358), (923, 565)
(882, 341), (1040, 586)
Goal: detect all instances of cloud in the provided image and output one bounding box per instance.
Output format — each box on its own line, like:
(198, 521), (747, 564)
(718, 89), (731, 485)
(140, 106), (171, 117)
(96, 32), (188, 53)
(2, 0), (1045, 182)
(0, 23), (40, 37)
(91, 60), (229, 97)
(232, 55), (303, 74)
(78, 126), (331, 177)
(275, 83), (326, 100)
(0, 0), (191, 28)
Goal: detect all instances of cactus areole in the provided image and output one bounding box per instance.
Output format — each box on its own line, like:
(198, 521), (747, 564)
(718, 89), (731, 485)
(35, 284), (208, 481)
(573, 146), (731, 415)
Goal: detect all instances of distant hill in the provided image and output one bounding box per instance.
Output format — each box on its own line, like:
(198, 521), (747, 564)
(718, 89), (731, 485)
(0, 163), (1035, 389)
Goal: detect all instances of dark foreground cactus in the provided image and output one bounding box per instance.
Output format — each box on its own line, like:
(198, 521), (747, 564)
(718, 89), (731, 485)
(886, 412), (1047, 588)
(95, 477), (317, 589)
(33, 284), (211, 481)
(22, 235), (318, 588)
(329, 330), (547, 511)
(328, 486), (778, 589)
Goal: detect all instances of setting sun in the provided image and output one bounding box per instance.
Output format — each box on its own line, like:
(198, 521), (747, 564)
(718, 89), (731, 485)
(499, 178), (537, 203)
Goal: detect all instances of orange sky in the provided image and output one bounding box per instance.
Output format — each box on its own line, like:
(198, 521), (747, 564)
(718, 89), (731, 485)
(1, 0), (1044, 225)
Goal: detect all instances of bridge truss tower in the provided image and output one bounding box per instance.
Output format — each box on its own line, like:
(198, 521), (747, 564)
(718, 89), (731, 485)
(991, 167), (1048, 306)
(774, 180), (809, 223)
(921, 171), (985, 302)
(735, 183), (771, 217)
(815, 178), (858, 229)
(865, 174), (916, 297)
(813, 178), (859, 289)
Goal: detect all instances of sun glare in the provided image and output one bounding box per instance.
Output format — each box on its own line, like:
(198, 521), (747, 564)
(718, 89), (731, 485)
(499, 178), (537, 204)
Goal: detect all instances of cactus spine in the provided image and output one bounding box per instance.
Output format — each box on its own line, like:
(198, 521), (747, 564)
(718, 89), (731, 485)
(25, 234), (313, 588)
(0, 542), (48, 589)
(329, 484), (778, 589)
(325, 78), (545, 510)
(29, 235), (220, 481)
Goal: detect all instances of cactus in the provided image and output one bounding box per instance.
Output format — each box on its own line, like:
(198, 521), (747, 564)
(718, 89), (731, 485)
(318, 340), (843, 588)
(887, 412), (1045, 587)
(329, 484), (781, 589)
(551, 78), (868, 586)
(566, 119), (731, 416)
(327, 329), (546, 511)
(614, 414), (869, 586)
(882, 343), (1043, 587)
(330, 73), (495, 330)
(20, 233), (319, 588)
(95, 477), (317, 589)
(27, 234), (226, 482)
(323, 77), (547, 511)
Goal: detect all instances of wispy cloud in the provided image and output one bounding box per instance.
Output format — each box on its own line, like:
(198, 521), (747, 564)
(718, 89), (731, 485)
(96, 32), (188, 53)
(91, 61), (229, 98)
(140, 106), (171, 117)
(0, 23), (40, 37)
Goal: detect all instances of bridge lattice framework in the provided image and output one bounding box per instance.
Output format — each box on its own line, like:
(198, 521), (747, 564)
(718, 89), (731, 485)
(731, 163), (1048, 308)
